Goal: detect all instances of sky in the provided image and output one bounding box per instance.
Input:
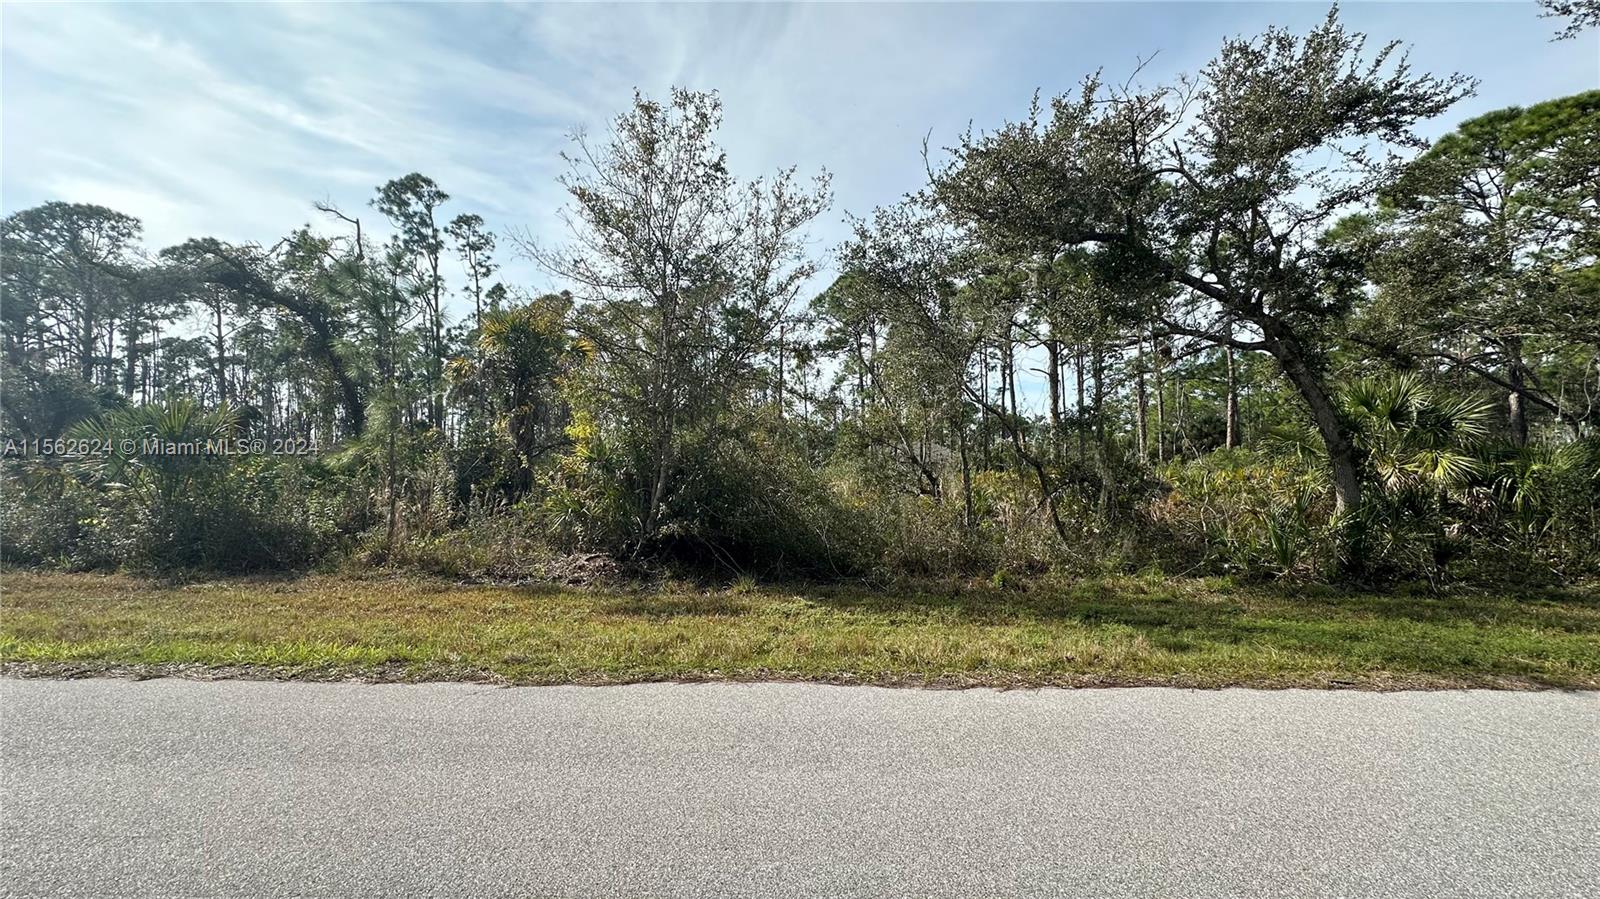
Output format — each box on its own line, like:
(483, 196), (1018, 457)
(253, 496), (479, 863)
(4, 1), (1597, 322)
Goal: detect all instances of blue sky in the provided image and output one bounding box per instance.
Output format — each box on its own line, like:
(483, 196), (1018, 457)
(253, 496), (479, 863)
(4, 1), (1596, 312)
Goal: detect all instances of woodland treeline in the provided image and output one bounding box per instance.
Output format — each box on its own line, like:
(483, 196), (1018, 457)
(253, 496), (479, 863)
(3, 11), (1597, 584)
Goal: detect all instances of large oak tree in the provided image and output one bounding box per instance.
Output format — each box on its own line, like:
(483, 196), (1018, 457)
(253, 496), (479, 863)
(929, 10), (1473, 516)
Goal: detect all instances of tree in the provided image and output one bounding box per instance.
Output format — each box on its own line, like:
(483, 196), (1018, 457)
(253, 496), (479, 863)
(446, 213), (497, 333)
(814, 268), (954, 504)
(374, 174), (451, 428)
(1271, 372), (1492, 578)
(112, 262), (187, 402)
(68, 398), (242, 518)
(449, 296), (571, 487)
(929, 9), (1474, 516)
(1, 203), (142, 383)
(181, 277), (246, 406)
(1368, 91), (1600, 440)
(175, 236), (368, 437)
(841, 199), (1106, 540)
(521, 88), (830, 543)
(1538, 0), (1600, 38)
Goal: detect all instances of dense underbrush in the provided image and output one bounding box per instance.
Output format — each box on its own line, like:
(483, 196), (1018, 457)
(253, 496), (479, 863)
(8, 432), (1593, 593)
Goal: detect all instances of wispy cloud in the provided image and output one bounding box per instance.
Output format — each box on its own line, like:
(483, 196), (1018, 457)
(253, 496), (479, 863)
(4, 1), (1594, 322)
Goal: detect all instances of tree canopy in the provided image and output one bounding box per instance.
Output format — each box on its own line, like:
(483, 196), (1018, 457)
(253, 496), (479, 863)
(3, 10), (1596, 585)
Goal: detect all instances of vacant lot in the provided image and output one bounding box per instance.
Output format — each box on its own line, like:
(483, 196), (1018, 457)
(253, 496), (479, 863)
(2, 571), (1597, 688)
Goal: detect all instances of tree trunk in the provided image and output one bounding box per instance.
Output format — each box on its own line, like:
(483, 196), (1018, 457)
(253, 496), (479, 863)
(1224, 324), (1241, 450)
(776, 324), (786, 419)
(1005, 320), (1019, 419)
(1047, 336), (1062, 462)
(385, 413), (398, 552)
(428, 250), (446, 429)
(79, 305), (97, 383)
(1508, 386), (1527, 447)
(1155, 343), (1167, 464)
(1091, 343), (1109, 516)
(1264, 331), (1362, 516)
(957, 419), (975, 530)
(1174, 374), (1187, 459)
(855, 333), (866, 408)
(213, 299), (229, 404)
(999, 337), (1011, 419)
(121, 317), (140, 398)
(642, 423), (675, 539)
(1136, 337), (1149, 464)
(431, 312), (444, 428)
(1506, 337), (1528, 447)
(981, 343), (992, 469)
(471, 264), (483, 334)
(1074, 346), (1086, 460)
(1091, 343), (1105, 445)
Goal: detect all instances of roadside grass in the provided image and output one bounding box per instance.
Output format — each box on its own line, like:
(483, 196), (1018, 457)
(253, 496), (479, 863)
(2, 570), (1597, 688)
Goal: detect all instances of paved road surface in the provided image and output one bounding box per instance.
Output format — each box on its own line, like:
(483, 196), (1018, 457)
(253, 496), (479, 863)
(2, 679), (1596, 898)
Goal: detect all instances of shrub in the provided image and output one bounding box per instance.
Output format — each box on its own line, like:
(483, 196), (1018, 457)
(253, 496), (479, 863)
(541, 408), (872, 577)
(0, 462), (117, 569)
(361, 501), (556, 581)
(1148, 450), (1334, 579)
(0, 400), (327, 573)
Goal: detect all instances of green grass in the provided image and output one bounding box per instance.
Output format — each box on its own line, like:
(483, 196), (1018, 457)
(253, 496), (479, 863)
(2, 571), (1598, 688)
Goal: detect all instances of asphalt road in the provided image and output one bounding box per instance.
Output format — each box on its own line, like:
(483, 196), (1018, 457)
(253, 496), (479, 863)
(2, 679), (1596, 899)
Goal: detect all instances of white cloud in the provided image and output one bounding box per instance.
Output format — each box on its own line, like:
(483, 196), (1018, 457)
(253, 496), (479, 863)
(3, 0), (1595, 334)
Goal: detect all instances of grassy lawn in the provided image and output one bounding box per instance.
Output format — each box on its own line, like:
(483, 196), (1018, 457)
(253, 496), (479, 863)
(2, 570), (1598, 689)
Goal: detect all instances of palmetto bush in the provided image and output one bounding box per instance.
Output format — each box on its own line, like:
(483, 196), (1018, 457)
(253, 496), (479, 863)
(67, 399), (241, 506)
(1342, 374), (1491, 495)
(1254, 372), (1600, 583)
(1150, 450), (1332, 578)
(0, 462), (115, 569)
(51, 399), (320, 572)
(1476, 438), (1600, 577)
(1337, 373), (1492, 581)
(1156, 375), (1504, 582)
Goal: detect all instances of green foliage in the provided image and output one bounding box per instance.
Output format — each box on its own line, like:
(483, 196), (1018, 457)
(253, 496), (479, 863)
(0, 401), (327, 572)
(358, 502), (555, 581)
(545, 407), (868, 577)
(0, 361), (122, 439)
(1151, 450), (1332, 578)
(2, 20), (1595, 591)
(1, 463), (117, 570)
(1149, 374), (1598, 586)
(1369, 91), (1600, 437)
(1476, 438), (1600, 575)
(448, 296), (572, 494)
(528, 88), (831, 546)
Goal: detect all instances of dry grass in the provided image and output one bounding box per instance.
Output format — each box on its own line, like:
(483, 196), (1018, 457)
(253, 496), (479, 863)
(2, 570), (1598, 688)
